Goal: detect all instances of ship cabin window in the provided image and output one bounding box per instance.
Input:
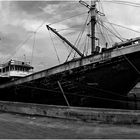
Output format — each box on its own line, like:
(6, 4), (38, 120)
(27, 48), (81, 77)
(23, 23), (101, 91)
(2, 66), (9, 73)
(2, 68), (4, 73)
(0, 64), (32, 74)
(15, 66), (19, 71)
(6, 67), (8, 72)
(10, 65), (14, 71)
(13, 65), (29, 72)
(3, 68), (5, 73)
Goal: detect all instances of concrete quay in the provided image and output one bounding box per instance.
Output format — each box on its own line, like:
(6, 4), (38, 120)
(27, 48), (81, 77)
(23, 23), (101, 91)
(1, 112), (140, 138)
(0, 101), (140, 124)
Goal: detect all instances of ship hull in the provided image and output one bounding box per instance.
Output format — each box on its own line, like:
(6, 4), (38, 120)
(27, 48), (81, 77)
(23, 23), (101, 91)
(1, 48), (140, 109)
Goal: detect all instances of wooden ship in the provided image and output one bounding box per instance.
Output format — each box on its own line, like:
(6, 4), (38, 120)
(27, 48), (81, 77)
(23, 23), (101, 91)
(0, 0), (140, 109)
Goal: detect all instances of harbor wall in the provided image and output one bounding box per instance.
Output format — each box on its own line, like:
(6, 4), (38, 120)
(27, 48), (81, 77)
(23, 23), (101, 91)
(0, 101), (140, 124)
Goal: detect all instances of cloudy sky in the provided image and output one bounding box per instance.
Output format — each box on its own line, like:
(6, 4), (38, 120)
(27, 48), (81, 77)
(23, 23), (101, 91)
(0, 0), (140, 72)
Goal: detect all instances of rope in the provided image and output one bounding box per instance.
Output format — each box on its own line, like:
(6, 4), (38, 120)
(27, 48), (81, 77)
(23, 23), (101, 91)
(31, 32), (36, 65)
(99, 1), (125, 40)
(6, 11), (88, 64)
(97, 2), (115, 45)
(2, 16), (50, 63)
(98, 21), (124, 41)
(48, 31), (60, 64)
(73, 13), (89, 58)
(96, 19), (111, 47)
(102, 21), (140, 34)
(48, 12), (88, 26)
(83, 34), (88, 55)
(3, 8), (87, 63)
(65, 13), (89, 61)
(102, 1), (140, 8)
(97, 20), (113, 46)
(3, 33), (33, 63)
(86, 24), (90, 56)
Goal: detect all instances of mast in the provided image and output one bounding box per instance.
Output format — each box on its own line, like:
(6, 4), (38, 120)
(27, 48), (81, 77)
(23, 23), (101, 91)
(46, 25), (84, 58)
(91, 0), (97, 54)
(79, 0), (97, 55)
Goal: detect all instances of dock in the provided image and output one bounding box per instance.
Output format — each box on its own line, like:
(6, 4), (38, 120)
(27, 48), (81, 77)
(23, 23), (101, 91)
(0, 101), (140, 124)
(0, 101), (140, 138)
(1, 111), (140, 139)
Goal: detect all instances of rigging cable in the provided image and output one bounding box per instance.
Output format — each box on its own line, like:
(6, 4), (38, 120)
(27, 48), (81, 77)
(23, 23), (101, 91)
(96, 2), (140, 75)
(31, 32), (36, 65)
(99, 1), (124, 40)
(48, 12), (88, 26)
(3, 17), (49, 63)
(101, 23), (114, 46)
(65, 13), (89, 61)
(97, 0), (109, 44)
(97, 20), (115, 46)
(83, 33), (88, 55)
(96, 17), (110, 47)
(98, 21), (124, 41)
(49, 28), (75, 63)
(6, 12), (88, 64)
(4, 10), (87, 63)
(102, 1), (140, 8)
(86, 24), (90, 56)
(58, 26), (80, 32)
(48, 30), (61, 64)
(96, 1), (112, 46)
(3, 33), (33, 63)
(73, 13), (89, 58)
(102, 21), (140, 34)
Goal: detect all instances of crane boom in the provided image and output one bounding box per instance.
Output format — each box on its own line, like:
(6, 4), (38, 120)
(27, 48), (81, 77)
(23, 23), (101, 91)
(46, 25), (84, 58)
(79, 0), (91, 9)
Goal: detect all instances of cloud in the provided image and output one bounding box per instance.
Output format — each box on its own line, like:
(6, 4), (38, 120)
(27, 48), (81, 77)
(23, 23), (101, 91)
(0, 0), (139, 72)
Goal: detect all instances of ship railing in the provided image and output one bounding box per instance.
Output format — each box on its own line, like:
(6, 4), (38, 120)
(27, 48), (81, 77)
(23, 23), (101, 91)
(112, 37), (140, 49)
(0, 69), (33, 78)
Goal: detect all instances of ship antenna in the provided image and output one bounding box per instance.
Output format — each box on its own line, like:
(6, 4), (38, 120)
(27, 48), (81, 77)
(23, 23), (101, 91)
(79, 0), (98, 55)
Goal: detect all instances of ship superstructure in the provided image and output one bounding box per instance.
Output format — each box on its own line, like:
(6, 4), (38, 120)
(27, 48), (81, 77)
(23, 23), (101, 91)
(0, 60), (33, 78)
(0, 59), (33, 85)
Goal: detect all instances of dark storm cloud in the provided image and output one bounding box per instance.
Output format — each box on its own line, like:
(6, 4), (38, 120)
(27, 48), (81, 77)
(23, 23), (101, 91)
(10, 1), (71, 17)
(1, 0), (139, 71)
(12, 1), (74, 15)
(8, 1), (86, 27)
(0, 1), (81, 63)
(11, 1), (48, 15)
